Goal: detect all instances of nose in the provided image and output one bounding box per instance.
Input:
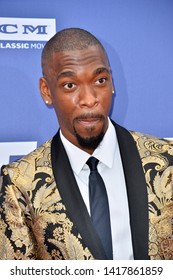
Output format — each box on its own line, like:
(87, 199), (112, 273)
(79, 86), (98, 108)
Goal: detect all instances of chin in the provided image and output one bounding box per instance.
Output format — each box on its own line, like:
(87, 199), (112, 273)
(75, 130), (105, 150)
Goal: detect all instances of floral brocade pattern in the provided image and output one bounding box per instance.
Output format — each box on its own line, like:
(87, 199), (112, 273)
(0, 140), (94, 260)
(0, 132), (173, 260)
(130, 132), (173, 260)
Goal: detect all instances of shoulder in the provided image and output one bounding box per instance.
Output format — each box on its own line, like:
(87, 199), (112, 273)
(129, 131), (173, 166)
(1, 138), (53, 187)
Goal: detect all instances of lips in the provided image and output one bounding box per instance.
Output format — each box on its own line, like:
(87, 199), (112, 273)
(74, 114), (104, 127)
(79, 119), (101, 127)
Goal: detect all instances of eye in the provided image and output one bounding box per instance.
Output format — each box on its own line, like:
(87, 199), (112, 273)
(95, 77), (108, 85)
(63, 82), (76, 90)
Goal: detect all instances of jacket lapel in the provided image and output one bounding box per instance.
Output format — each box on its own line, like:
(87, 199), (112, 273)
(51, 122), (149, 260)
(51, 131), (107, 259)
(114, 121), (149, 260)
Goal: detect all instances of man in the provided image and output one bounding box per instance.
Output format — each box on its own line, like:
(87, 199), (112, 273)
(0, 28), (173, 260)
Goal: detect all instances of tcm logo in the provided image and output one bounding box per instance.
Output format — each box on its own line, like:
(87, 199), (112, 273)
(0, 25), (47, 35)
(0, 17), (56, 41)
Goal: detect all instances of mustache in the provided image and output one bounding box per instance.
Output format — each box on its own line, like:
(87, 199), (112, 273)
(74, 113), (105, 121)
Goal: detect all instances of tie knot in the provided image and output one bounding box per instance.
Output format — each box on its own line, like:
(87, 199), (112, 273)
(86, 157), (99, 171)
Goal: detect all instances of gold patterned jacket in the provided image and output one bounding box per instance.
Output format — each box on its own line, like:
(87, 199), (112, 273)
(0, 122), (173, 260)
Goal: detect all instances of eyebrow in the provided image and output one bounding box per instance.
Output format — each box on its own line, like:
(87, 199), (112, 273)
(93, 67), (110, 75)
(57, 66), (110, 80)
(57, 71), (76, 80)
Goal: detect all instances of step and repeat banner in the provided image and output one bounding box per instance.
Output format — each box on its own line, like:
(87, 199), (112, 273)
(0, 0), (173, 167)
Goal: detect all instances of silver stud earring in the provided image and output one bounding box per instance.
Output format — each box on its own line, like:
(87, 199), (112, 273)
(45, 100), (49, 104)
(112, 90), (115, 94)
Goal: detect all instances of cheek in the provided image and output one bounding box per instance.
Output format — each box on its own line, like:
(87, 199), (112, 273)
(53, 95), (76, 123)
(102, 94), (112, 112)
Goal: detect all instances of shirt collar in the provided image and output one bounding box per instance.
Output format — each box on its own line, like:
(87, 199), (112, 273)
(60, 118), (117, 175)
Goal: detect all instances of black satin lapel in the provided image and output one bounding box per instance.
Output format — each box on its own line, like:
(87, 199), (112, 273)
(113, 121), (149, 260)
(51, 131), (107, 260)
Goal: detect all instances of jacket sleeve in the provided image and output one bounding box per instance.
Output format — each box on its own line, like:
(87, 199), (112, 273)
(0, 166), (37, 260)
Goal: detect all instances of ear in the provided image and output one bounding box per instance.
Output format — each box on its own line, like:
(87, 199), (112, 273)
(39, 77), (53, 105)
(110, 80), (115, 95)
(111, 76), (115, 95)
(109, 67), (115, 94)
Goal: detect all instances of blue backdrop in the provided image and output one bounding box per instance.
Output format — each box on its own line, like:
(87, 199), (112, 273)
(0, 0), (173, 166)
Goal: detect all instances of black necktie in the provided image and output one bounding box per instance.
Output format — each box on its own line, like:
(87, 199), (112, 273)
(86, 156), (113, 259)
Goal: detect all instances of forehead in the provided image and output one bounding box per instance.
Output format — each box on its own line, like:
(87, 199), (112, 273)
(45, 45), (109, 76)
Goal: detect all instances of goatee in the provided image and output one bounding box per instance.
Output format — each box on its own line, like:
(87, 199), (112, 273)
(74, 129), (105, 150)
(73, 113), (107, 150)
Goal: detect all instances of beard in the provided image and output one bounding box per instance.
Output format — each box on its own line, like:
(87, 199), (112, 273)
(74, 129), (105, 150)
(73, 113), (106, 150)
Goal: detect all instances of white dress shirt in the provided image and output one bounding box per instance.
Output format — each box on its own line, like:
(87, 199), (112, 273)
(60, 118), (134, 259)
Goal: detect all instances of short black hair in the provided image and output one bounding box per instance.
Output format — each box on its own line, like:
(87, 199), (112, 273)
(41, 27), (106, 73)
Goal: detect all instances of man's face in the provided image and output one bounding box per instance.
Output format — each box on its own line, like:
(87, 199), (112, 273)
(40, 45), (114, 153)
